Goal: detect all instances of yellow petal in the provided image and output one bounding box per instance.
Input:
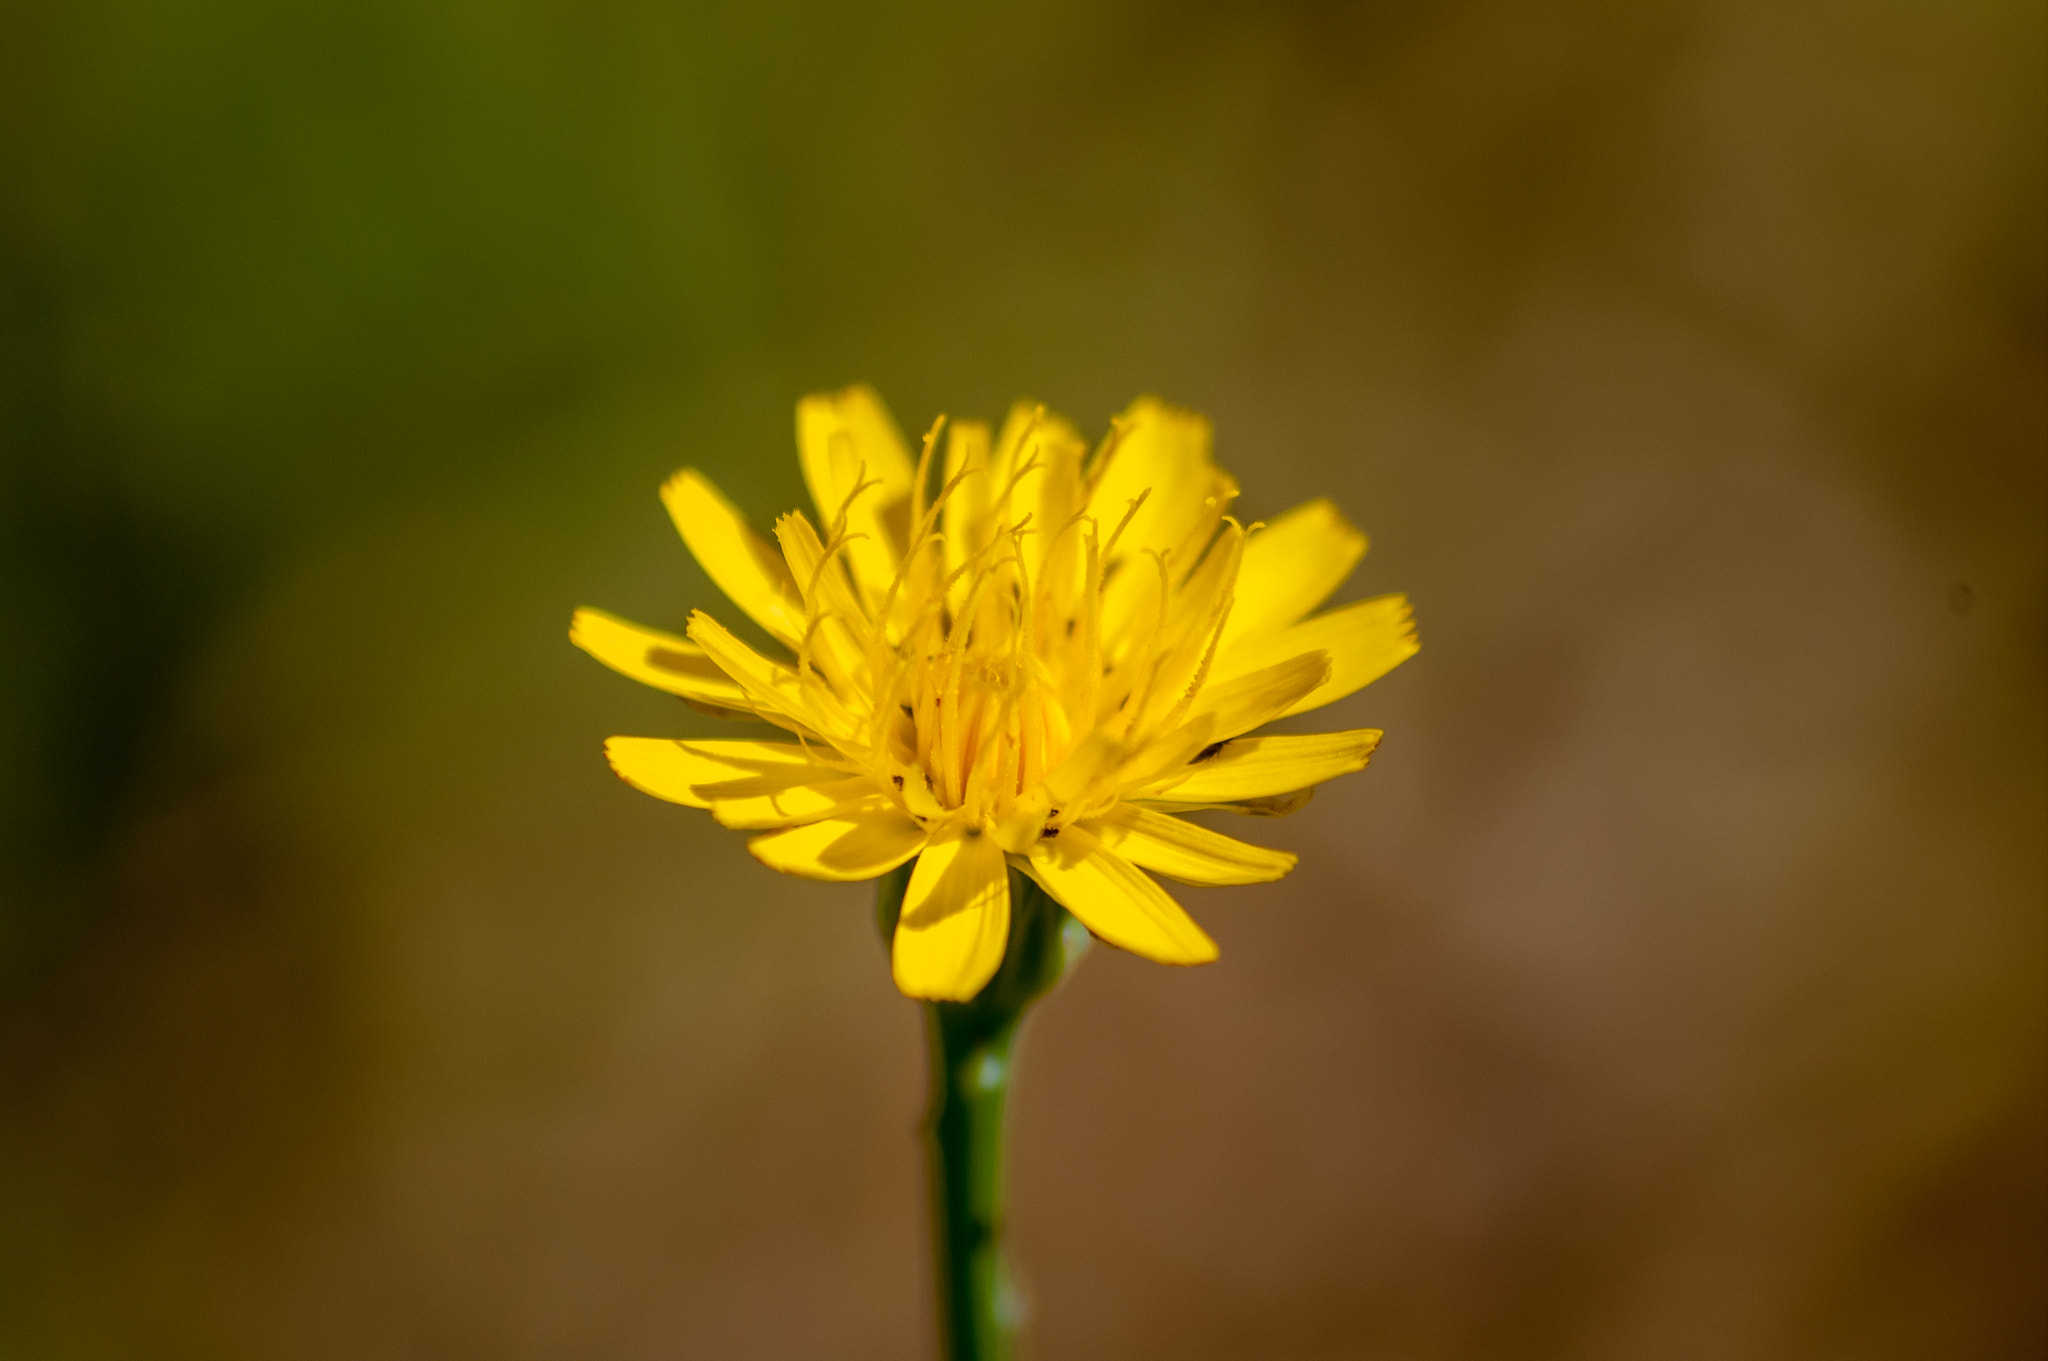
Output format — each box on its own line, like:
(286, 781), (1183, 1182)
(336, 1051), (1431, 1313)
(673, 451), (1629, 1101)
(1087, 803), (1297, 885)
(1114, 714), (1220, 793)
(1087, 397), (1222, 565)
(1182, 649), (1333, 741)
(747, 798), (928, 881)
(569, 608), (753, 713)
(1219, 500), (1365, 648)
(1020, 825), (1217, 965)
(712, 776), (882, 830)
(660, 470), (807, 646)
(797, 386), (915, 609)
(1095, 485), (1240, 656)
(1211, 595), (1417, 718)
(892, 825), (1011, 1000)
(604, 737), (712, 808)
(1133, 789), (1316, 818)
(1138, 730), (1381, 803)
(603, 736), (825, 807)
(1042, 730), (1131, 811)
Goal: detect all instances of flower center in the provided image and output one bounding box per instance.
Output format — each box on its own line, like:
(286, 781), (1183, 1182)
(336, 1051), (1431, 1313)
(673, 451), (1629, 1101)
(886, 612), (1078, 824)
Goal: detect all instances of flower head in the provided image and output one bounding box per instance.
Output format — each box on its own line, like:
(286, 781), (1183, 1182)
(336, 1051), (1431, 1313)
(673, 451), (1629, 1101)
(573, 388), (1416, 1000)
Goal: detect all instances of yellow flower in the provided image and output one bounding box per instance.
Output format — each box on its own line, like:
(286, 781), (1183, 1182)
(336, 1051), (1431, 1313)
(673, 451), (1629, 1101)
(573, 388), (1417, 1001)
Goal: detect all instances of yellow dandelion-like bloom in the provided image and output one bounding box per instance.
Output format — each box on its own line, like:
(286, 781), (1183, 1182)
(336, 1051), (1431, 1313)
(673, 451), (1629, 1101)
(572, 387), (1416, 1001)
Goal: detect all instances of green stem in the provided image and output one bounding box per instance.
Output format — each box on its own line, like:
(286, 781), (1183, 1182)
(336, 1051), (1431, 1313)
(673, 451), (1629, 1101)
(927, 991), (1022, 1361)
(876, 864), (1088, 1361)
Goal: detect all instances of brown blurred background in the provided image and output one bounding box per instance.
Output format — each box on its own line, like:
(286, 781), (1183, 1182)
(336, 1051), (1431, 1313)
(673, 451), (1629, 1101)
(3, 2), (2043, 1357)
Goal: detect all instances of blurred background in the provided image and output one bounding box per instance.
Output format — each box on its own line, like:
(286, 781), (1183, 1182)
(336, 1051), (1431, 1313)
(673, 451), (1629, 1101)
(3, 1), (2043, 1357)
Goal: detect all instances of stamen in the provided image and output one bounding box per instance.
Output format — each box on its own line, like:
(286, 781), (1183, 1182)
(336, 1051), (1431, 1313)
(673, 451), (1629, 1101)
(909, 414), (945, 532)
(830, 460), (884, 539)
(805, 527), (871, 613)
(1102, 487), (1150, 561)
(1158, 588), (1233, 733)
(1118, 549), (1175, 736)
